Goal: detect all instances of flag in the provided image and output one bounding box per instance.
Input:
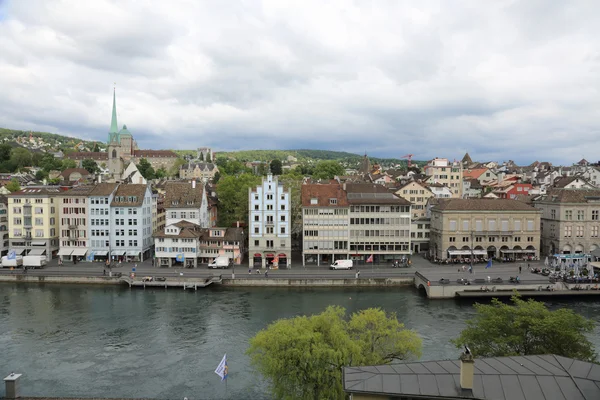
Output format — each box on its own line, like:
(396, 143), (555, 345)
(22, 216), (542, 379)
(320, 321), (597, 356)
(176, 253), (185, 262)
(366, 254), (373, 263)
(7, 250), (16, 260)
(485, 259), (492, 269)
(273, 256), (279, 266)
(215, 354), (228, 381)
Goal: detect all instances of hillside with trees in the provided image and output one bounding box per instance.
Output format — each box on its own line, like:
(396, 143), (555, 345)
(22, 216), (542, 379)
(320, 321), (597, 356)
(0, 127), (104, 153)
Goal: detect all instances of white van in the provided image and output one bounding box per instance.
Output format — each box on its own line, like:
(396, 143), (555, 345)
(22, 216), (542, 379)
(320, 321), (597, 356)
(23, 255), (47, 269)
(208, 256), (230, 269)
(330, 259), (353, 270)
(2, 255), (23, 268)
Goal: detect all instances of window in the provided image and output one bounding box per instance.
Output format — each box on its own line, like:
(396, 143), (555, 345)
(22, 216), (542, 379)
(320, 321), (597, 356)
(565, 210), (572, 220)
(266, 240), (274, 248)
(488, 220), (496, 231)
(266, 215), (273, 223)
(564, 226), (572, 237)
(475, 236), (483, 242)
(280, 215), (285, 222)
(577, 210), (585, 221)
(514, 220), (521, 231)
(449, 237), (456, 242)
(254, 227), (259, 234)
(489, 236), (495, 242)
(592, 226), (599, 238)
(254, 240), (259, 246)
(267, 205), (273, 210)
(329, 198), (337, 205)
(449, 220), (457, 231)
(310, 198), (317, 205)
(266, 227), (274, 234)
(514, 236), (521, 242)
(267, 194), (273, 200)
(576, 226), (584, 237)
(280, 226), (285, 234)
(593, 210), (599, 221)
(462, 236), (469, 242)
(280, 204), (285, 210)
(254, 215), (259, 221)
(501, 220), (509, 232)
(254, 205), (259, 210)
(551, 209), (556, 219)
(462, 220), (469, 231)
(475, 220), (483, 232)
(526, 220), (534, 231)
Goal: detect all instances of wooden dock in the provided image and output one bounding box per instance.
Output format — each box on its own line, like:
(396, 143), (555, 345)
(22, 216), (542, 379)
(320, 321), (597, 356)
(120, 275), (223, 290)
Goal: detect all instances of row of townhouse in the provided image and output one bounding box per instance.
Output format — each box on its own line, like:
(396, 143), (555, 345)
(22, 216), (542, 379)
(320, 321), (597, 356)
(7, 183), (155, 262)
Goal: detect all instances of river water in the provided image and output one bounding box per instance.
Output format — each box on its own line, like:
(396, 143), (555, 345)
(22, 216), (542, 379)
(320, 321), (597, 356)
(1, 283), (599, 399)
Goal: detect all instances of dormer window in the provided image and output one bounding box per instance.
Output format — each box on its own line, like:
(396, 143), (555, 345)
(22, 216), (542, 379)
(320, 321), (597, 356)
(310, 198), (317, 205)
(329, 198), (337, 205)
(173, 200), (179, 205)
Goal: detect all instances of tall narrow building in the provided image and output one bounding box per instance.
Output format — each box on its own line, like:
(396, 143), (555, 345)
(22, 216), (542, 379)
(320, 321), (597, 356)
(249, 174), (291, 268)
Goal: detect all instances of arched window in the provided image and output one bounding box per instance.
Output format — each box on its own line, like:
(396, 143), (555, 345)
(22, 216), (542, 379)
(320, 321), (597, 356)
(112, 149), (117, 159)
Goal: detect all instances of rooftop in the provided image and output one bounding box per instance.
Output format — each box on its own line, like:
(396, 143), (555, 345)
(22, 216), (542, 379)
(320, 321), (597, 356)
(433, 198), (538, 212)
(163, 181), (204, 208)
(536, 189), (600, 204)
(110, 184), (148, 207)
(344, 354), (600, 400)
(301, 183), (348, 207)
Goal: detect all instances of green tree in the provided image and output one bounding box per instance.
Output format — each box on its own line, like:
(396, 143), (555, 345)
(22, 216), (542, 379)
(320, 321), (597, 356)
(5, 178), (20, 192)
(137, 158), (156, 180)
(270, 159), (283, 175)
(212, 171), (221, 184)
(35, 169), (48, 181)
(247, 306), (421, 400)
(206, 152), (212, 162)
(81, 159), (100, 174)
(216, 173), (261, 226)
(452, 295), (596, 361)
(61, 159), (77, 170)
(92, 143), (100, 152)
(39, 153), (62, 172)
(169, 157), (186, 177)
(32, 151), (44, 167)
(280, 170), (303, 235)
(199, 152), (204, 161)
(312, 160), (344, 180)
(0, 143), (12, 162)
(155, 166), (167, 179)
(10, 147), (32, 169)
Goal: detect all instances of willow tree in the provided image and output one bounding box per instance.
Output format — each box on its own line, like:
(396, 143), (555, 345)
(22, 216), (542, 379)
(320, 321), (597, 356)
(247, 306), (422, 400)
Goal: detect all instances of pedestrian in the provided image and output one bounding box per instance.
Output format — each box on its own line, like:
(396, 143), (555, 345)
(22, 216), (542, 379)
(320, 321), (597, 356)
(357, 270), (361, 278)
(462, 265), (466, 272)
(248, 267), (251, 274)
(103, 269), (106, 276)
(468, 265), (473, 274)
(519, 264), (522, 274)
(265, 270), (268, 278)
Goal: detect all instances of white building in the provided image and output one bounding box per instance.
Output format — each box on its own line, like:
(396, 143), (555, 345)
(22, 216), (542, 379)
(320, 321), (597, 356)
(88, 183), (120, 262)
(248, 174), (291, 268)
(163, 180), (209, 227)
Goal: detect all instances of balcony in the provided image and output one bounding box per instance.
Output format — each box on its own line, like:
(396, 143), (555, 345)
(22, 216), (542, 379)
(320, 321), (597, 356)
(69, 225), (78, 230)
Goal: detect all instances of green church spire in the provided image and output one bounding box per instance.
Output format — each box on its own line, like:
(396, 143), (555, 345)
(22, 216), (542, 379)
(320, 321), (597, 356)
(108, 88), (119, 143)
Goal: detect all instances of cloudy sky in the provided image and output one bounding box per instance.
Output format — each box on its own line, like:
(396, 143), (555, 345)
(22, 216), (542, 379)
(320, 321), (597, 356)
(0, 0), (598, 164)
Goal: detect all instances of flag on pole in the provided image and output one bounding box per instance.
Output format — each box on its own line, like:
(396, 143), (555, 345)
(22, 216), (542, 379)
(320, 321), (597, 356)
(7, 250), (16, 260)
(366, 254), (373, 263)
(485, 258), (492, 269)
(176, 253), (185, 262)
(215, 354), (228, 381)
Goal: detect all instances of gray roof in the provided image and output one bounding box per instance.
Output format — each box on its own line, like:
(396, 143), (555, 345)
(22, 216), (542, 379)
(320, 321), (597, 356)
(343, 354), (600, 400)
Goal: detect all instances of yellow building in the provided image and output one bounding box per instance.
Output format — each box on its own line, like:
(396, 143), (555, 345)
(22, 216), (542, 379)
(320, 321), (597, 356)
(394, 181), (433, 219)
(7, 187), (64, 261)
(423, 157), (464, 198)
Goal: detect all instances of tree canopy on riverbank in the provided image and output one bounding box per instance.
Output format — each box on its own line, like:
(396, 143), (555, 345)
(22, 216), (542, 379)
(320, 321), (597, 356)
(246, 306), (422, 400)
(452, 295), (596, 362)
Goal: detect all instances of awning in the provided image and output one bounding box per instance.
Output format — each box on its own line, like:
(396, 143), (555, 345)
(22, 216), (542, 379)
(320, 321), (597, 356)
(12, 249), (26, 256)
(93, 250), (109, 256)
(448, 250), (473, 256)
(253, 253), (262, 257)
(72, 248), (88, 256)
(278, 253), (287, 257)
(27, 248), (46, 256)
(126, 251), (140, 256)
(58, 248), (74, 256)
(472, 250), (488, 256)
(501, 249), (521, 253)
(523, 249), (536, 253)
(111, 250), (126, 256)
(31, 241), (45, 246)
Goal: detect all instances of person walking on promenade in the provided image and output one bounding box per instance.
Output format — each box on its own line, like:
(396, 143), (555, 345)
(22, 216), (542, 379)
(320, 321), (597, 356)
(519, 264), (522, 274)
(265, 270), (269, 278)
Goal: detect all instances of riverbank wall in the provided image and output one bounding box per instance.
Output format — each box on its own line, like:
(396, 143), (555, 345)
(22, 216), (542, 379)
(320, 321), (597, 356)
(0, 274), (414, 287)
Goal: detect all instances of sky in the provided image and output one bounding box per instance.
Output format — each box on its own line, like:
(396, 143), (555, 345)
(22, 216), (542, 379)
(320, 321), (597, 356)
(0, 0), (599, 165)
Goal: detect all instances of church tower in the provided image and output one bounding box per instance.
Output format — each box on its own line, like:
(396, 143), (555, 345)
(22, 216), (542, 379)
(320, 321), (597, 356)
(107, 88), (122, 178)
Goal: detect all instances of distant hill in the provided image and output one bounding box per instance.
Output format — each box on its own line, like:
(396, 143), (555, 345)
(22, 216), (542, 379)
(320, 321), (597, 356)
(214, 149), (425, 167)
(0, 127), (105, 152)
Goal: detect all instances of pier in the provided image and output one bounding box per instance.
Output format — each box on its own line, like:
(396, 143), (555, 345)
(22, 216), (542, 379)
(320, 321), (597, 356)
(121, 275), (223, 289)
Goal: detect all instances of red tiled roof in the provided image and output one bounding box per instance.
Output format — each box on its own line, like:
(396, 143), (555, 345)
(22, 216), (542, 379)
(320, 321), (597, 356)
(133, 150), (178, 158)
(463, 168), (488, 179)
(301, 184), (348, 207)
(67, 152), (108, 160)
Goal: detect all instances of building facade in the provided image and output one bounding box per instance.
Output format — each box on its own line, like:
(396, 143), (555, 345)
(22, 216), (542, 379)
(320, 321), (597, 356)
(164, 180), (211, 227)
(423, 158), (464, 198)
(429, 199), (541, 261)
(109, 184), (153, 262)
(249, 174), (291, 268)
(394, 181), (433, 219)
(179, 162), (219, 182)
(88, 183), (120, 262)
(301, 183), (411, 266)
(0, 195), (8, 257)
(533, 189), (600, 256)
(57, 186), (94, 262)
(7, 187), (64, 261)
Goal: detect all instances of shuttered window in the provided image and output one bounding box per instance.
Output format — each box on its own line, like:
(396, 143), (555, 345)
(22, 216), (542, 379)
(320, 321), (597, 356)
(462, 220), (469, 231)
(488, 220), (496, 231)
(527, 220), (535, 231)
(475, 220), (483, 232)
(514, 220), (521, 231)
(501, 220), (509, 232)
(449, 220), (457, 231)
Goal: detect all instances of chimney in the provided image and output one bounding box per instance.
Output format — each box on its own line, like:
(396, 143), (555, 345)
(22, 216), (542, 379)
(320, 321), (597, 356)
(459, 348), (474, 391)
(192, 180), (196, 189)
(236, 221), (240, 228)
(342, 182), (346, 191)
(4, 373), (22, 399)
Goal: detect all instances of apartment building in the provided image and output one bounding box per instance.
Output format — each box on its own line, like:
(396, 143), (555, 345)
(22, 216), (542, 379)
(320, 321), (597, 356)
(429, 199), (541, 261)
(164, 180), (212, 227)
(7, 186), (65, 261)
(533, 189), (600, 256)
(57, 185), (95, 262)
(249, 174), (291, 268)
(301, 183), (411, 266)
(423, 158), (463, 198)
(394, 181), (433, 219)
(154, 221), (245, 268)
(0, 195), (8, 257)
(109, 184), (153, 262)
(411, 218), (430, 254)
(88, 183), (120, 262)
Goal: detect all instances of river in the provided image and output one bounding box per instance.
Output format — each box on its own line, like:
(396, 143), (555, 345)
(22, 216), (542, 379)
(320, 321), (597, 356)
(1, 283), (599, 399)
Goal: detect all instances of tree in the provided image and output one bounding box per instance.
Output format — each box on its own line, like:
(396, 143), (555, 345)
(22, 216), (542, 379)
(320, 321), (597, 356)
(206, 152), (212, 162)
(61, 159), (77, 170)
(81, 159), (100, 174)
(212, 171), (221, 184)
(280, 170), (303, 235)
(137, 158), (156, 180)
(5, 178), (20, 192)
(35, 169), (48, 181)
(247, 306), (421, 400)
(31, 152), (44, 167)
(199, 152), (204, 161)
(0, 143), (12, 162)
(92, 143), (100, 152)
(452, 295), (596, 361)
(169, 157), (186, 177)
(312, 160), (345, 180)
(10, 147), (32, 169)
(155, 167), (167, 179)
(270, 159), (283, 175)
(216, 173), (261, 226)
(39, 153), (62, 172)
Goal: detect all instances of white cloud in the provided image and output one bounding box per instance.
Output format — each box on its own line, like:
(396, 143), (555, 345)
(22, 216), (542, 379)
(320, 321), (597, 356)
(0, 0), (599, 164)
